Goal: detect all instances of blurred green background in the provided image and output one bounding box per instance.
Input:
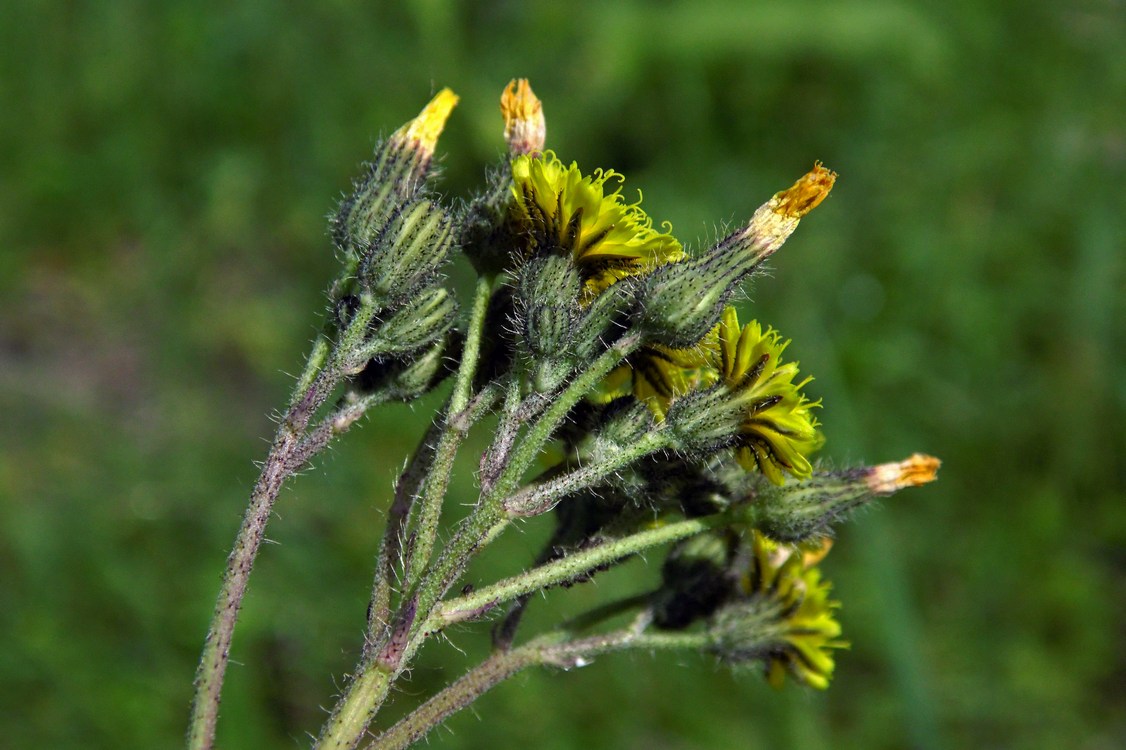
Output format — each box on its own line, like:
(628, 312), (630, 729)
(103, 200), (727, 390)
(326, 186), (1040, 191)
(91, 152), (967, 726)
(2, 1), (1123, 748)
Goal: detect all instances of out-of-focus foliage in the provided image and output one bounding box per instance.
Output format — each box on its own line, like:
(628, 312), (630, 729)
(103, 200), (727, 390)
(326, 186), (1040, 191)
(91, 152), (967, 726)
(1, 1), (1122, 748)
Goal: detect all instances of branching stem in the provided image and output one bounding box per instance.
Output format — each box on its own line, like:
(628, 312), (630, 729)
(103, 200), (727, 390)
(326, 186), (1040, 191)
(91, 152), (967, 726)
(189, 300), (379, 750)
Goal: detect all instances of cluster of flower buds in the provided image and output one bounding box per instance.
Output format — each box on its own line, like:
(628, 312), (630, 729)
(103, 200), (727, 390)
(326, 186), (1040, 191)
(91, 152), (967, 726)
(192, 80), (946, 750)
(329, 80), (940, 691)
(326, 90), (464, 399)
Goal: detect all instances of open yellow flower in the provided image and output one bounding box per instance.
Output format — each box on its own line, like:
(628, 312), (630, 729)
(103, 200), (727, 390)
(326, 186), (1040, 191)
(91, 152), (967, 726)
(708, 531), (845, 690)
(715, 306), (822, 484)
(596, 340), (715, 418)
(510, 151), (684, 301)
(745, 531), (845, 690)
(594, 306), (820, 484)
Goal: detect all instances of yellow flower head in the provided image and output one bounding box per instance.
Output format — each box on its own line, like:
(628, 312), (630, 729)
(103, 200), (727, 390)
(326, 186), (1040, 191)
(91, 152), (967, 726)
(510, 151), (684, 301)
(742, 531), (846, 690)
(591, 334), (718, 419)
(715, 306), (823, 484)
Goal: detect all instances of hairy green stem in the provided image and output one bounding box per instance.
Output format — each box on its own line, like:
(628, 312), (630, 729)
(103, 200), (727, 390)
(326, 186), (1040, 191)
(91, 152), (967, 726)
(367, 644), (544, 750)
(318, 666), (396, 750)
(368, 418), (443, 645)
(293, 336), (331, 401)
(485, 333), (642, 499)
(188, 383), (326, 750)
(404, 274), (497, 586)
(368, 625), (709, 750)
(503, 427), (671, 516)
(189, 300), (378, 750)
(317, 279), (499, 750)
(317, 330), (644, 750)
(431, 511), (729, 629)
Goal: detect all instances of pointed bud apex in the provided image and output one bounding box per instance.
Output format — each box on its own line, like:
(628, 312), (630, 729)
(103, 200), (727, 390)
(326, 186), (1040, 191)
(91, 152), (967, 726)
(738, 162), (836, 263)
(501, 79), (545, 156)
(361, 200), (455, 300)
(390, 88), (459, 161)
(865, 453), (941, 494)
(637, 166), (833, 348)
(333, 89), (458, 252)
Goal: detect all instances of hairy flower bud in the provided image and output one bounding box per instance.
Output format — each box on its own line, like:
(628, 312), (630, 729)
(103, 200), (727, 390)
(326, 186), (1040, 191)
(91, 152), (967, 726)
(588, 399), (657, 458)
(516, 255), (636, 392)
(361, 199), (455, 300)
(750, 454), (941, 542)
(635, 253), (740, 349)
(637, 164), (835, 348)
(369, 286), (459, 356)
(390, 337), (452, 399)
(333, 89), (459, 253)
(517, 255), (582, 358)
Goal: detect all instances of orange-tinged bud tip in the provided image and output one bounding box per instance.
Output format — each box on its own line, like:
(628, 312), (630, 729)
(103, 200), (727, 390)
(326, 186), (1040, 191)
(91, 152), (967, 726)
(866, 453), (941, 494)
(772, 162), (837, 219)
(393, 88), (459, 156)
(500, 78), (545, 154)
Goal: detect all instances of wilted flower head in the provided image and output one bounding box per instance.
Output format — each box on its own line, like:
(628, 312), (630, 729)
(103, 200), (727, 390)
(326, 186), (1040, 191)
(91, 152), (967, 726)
(501, 78), (546, 156)
(509, 151), (684, 301)
(865, 453), (942, 494)
(738, 162), (837, 262)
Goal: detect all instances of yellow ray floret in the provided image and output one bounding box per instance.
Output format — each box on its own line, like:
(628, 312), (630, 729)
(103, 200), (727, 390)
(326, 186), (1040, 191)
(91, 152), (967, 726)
(715, 306), (823, 484)
(510, 151), (684, 300)
(745, 531), (846, 690)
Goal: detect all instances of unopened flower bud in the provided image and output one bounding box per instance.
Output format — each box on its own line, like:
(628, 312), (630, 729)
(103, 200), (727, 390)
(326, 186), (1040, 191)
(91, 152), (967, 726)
(517, 255), (582, 358)
(361, 199), (455, 300)
(501, 79), (545, 156)
(370, 286), (458, 356)
(636, 164), (835, 348)
(333, 89), (458, 252)
(750, 454), (941, 542)
(664, 385), (747, 453)
(636, 254), (739, 348)
(569, 281), (636, 361)
(598, 398), (656, 448)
